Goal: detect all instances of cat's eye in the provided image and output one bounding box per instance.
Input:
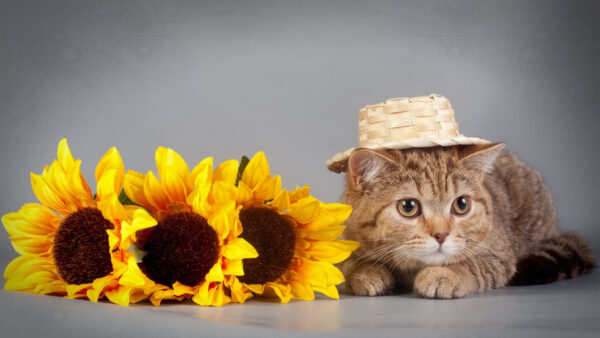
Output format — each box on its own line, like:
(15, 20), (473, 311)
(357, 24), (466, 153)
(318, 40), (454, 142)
(397, 199), (421, 218)
(452, 196), (471, 215)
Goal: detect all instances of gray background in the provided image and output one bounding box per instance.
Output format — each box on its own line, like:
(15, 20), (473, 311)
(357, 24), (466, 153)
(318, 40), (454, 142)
(0, 1), (599, 337)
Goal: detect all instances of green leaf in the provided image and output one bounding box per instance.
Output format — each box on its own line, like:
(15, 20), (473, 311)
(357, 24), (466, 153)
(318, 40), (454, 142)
(235, 155), (250, 187)
(118, 189), (138, 206)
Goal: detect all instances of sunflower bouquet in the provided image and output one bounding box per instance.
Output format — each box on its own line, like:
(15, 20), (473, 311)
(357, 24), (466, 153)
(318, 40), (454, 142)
(2, 139), (359, 306)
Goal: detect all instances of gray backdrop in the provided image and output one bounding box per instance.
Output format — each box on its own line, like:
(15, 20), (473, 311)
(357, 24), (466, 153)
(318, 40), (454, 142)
(1, 0), (599, 271)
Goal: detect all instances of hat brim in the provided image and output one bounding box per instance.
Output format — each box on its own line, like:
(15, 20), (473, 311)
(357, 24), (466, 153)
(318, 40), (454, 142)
(326, 135), (491, 173)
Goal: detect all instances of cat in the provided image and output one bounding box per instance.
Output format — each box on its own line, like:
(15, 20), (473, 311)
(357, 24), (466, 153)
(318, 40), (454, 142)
(340, 143), (594, 299)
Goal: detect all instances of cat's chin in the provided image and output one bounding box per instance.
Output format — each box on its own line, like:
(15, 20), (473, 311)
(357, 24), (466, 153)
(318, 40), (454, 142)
(417, 252), (451, 265)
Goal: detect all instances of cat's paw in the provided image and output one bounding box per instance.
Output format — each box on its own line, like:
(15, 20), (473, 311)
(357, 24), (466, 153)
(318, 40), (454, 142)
(413, 266), (467, 299)
(346, 264), (395, 296)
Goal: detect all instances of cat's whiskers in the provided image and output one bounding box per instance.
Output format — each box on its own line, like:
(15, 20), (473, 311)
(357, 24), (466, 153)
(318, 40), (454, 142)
(355, 243), (399, 265)
(376, 246), (416, 272)
(468, 242), (506, 272)
(461, 246), (503, 275)
(350, 238), (398, 242)
(355, 242), (416, 271)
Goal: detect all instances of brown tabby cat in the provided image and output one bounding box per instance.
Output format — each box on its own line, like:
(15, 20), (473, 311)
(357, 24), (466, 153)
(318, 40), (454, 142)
(341, 144), (594, 299)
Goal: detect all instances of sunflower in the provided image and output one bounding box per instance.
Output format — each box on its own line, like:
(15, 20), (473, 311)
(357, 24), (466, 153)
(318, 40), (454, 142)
(2, 139), (157, 306)
(123, 147), (258, 306)
(224, 152), (360, 303)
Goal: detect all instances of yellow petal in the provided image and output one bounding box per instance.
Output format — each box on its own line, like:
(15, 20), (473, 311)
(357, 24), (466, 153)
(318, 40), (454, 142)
(246, 283), (265, 295)
(143, 171), (170, 212)
(208, 201), (237, 241)
(295, 259), (328, 287)
(254, 175), (282, 202)
(3, 256), (30, 279)
(301, 226), (347, 241)
(289, 185), (310, 203)
(213, 159), (239, 185)
(96, 169), (119, 201)
(191, 282), (210, 305)
(297, 260), (345, 286)
(96, 194), (127, 225)
(129, 289), (149, 304)
(2, 206), (57, 237)
(312, 285), (339, 300)
(222, 238), (258, 260)
(295, 238), (311, 250)
(191, 157), (213, 188)
(119, 256), (147, 288)
(43, 161), (74, 204)
(162, 168), (188, 203)
(269, 189), (290, 210)
(8, 236), (52, 256)
(211, 181), (237, 204)
(66, 283), (91, 297)
(37, 281), (67, 295)
(229, 278), (253, 304)
(289, 196), (321, 224)
(30, 173), (74, 216)
(205, 263), (224, 282)
(95, 147), (124, 196)
(4, 256), (49, 279)
(241, 151), (270, 190)
(56, 138), (75, 170)
(194, 282), (230, 307)
(235, 181), (253, 206)
(107, 229), (119, 252)
(222, 258), (244, 276)
(155, 147), (190, 184)
(67, 160), (93, 204)
(207, 283), (230, 307)
(91, 274), (114, 292)
(307, 240), (360, 264)
(5, 270), (57, 292)
(120, 208), (157, 248)
(105, 285), (130, 306)
(320, 262), (345, 285)
(172, 282), (195, 296)
(19, 204), (61, 231)
(265, 282), (292, 303)
(290, 280), (315, 300)
(304, 203), (353, 231)
(124, 170), (151, 209)
(189, 184), (212, 218)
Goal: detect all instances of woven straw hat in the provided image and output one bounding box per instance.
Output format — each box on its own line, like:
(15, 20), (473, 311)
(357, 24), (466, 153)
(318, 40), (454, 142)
(326, 94), (490, 173)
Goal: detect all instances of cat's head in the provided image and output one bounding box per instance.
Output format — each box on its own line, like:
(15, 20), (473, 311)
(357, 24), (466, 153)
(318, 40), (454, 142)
(342, 144), (505, 266)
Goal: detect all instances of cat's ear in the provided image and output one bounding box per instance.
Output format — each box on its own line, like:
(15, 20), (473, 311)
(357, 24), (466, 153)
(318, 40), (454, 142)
(460, 143), (506, 173)
(348, 149), (396, 191)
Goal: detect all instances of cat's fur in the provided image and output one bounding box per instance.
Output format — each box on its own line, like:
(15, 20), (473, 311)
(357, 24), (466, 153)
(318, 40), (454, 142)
(340, 144), (594, 299)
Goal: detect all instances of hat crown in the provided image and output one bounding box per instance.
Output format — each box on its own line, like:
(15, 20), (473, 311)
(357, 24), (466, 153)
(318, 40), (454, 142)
(359, 94), (460, 147)
(326, 93), (490, 173)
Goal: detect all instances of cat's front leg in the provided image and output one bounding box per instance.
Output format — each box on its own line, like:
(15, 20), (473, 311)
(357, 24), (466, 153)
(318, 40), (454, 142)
(413, 265), (475, 299)
(345, 263), (396, 296)
(414, 257), (514, 299)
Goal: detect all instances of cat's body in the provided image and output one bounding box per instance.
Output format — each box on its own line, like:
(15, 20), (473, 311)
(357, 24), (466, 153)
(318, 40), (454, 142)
(341, 144), (594, 298)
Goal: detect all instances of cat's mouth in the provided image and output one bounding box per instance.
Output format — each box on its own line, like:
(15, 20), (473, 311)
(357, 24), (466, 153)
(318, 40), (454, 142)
(417, 243), (456, 265)
(419, 251), (449, 265)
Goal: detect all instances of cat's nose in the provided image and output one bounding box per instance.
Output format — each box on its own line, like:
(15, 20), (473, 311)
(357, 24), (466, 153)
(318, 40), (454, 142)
(433, 232), (449, 244)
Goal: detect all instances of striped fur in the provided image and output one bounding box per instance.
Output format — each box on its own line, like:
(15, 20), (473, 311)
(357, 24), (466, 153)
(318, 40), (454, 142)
(340, 145), (594, 299)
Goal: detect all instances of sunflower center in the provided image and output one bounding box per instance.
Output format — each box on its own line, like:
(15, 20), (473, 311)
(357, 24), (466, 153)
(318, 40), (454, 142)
(238, 207), (296, 284)
(142, 212), (219, 287)
(53, 207), (114, 284)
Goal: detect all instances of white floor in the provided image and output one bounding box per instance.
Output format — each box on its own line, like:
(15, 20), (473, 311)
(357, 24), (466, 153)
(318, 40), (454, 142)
(0, 270), (598, 338)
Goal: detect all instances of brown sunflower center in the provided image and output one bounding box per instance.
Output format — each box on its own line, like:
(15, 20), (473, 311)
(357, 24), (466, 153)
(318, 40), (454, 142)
(53, 207), (114, 284)
(238, 207), (296, 284)
(142, 212), (219, 287)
